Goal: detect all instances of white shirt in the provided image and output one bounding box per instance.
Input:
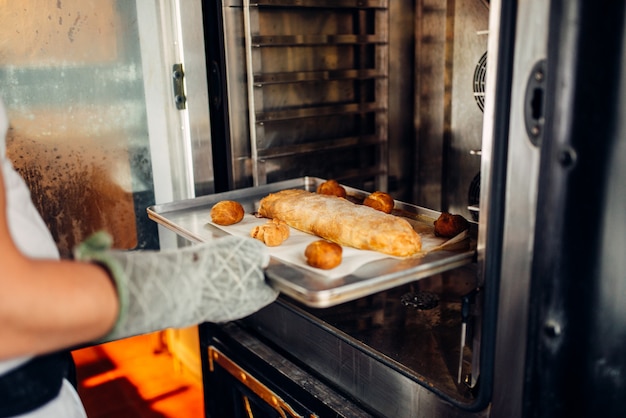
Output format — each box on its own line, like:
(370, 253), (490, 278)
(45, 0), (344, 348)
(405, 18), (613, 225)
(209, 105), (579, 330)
(0, 99), (88, 417)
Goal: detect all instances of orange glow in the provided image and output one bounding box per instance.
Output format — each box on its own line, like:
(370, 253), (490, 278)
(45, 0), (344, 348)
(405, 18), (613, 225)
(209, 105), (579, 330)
(72, 332), (204, 417)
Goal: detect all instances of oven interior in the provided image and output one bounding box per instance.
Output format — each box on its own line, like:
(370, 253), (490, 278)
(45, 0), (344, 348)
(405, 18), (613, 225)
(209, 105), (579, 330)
(199, 1), (493, 416)
(209, 0), (488, 220)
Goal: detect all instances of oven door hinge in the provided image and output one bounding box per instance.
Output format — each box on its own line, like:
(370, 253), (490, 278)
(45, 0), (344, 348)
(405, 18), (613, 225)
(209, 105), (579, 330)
(172, 63), (187, 110)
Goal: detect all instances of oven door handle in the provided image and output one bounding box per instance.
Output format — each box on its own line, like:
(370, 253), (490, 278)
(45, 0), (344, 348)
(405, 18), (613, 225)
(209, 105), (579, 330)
(208, 346), (315, 418)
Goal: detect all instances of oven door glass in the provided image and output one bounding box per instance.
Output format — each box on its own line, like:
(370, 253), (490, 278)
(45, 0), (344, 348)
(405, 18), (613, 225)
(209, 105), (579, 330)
(0, 0), (210, 255)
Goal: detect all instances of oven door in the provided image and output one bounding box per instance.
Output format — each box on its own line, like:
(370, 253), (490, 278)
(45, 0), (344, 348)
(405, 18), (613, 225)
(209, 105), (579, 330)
(200, 322), (377, 418)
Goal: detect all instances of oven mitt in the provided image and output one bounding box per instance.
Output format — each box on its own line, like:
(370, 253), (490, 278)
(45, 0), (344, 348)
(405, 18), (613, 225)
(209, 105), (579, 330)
(73, 231), (277, 342)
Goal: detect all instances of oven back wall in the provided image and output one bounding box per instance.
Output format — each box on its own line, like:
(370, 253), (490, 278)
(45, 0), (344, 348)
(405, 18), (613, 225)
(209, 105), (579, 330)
(414, 0), (489, 217)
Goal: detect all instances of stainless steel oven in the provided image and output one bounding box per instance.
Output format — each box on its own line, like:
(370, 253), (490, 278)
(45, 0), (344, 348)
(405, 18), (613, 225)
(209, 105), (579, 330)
(192, 1), (625, 417)
(190, 1), (494, 416)
(149, 176), (482, 416)
(3, 0), (624, 417)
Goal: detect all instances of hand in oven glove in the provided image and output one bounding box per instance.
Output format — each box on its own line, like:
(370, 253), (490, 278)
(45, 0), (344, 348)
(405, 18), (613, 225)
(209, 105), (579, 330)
(73, 231), (277, 342)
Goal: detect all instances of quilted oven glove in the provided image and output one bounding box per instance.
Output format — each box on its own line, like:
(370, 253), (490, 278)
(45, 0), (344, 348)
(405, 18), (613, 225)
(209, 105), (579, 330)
(74, 231), (277, 342)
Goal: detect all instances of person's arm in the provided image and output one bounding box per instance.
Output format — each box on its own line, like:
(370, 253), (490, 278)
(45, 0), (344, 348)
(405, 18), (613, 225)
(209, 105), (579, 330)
(0, 167), (119, 360)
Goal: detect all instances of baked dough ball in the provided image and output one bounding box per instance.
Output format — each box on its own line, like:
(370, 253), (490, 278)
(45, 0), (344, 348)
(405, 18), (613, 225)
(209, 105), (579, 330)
(304, 240), (343, 270)
(250, 219), (290, 246)
(363, 191), (394, 214)
(316, 179), (347, 198)
(433, 212), (469, 238)
(210, 200), (245, 225)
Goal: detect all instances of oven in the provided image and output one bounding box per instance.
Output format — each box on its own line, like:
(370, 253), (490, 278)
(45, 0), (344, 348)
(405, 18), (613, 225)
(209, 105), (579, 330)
(149, 176), (482, 416)
(188, 1), (625, 417)
(2, 0), (624, 417)
(192, 1), (494, 416)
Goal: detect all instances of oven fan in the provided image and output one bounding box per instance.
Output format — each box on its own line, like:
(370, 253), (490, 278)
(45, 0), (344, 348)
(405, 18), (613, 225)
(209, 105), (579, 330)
(468, 172), (481, 221)
(473, 51), (488, 112)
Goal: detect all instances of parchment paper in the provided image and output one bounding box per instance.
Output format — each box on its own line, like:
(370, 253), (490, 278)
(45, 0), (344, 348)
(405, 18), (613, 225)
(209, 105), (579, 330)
(209, 214), (466, 280)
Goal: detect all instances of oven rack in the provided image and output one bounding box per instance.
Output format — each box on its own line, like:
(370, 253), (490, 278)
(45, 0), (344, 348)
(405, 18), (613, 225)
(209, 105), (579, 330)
(240, 0), (390, 189)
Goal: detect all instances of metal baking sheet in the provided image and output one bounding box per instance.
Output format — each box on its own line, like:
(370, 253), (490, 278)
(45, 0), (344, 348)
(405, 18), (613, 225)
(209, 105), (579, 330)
(147, 177), (476, 308)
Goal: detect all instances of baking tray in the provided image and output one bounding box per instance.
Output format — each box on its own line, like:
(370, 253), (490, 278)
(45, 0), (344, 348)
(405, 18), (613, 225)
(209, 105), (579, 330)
(147, 177), (476, 308)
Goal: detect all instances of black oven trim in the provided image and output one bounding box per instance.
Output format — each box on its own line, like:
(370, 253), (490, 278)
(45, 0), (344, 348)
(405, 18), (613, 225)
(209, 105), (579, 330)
(200, 322), (378, 418)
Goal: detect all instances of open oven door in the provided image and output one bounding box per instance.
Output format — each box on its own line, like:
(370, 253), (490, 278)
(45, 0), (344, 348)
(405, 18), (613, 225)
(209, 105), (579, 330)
(522, 1), (626, 418)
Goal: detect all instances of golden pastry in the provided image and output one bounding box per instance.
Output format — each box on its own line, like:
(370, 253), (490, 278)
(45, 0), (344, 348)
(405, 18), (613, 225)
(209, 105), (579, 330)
(250, 219), (290, 246)
(304, 240), (343, 269)
(363, 191), (394, 214)
(433, 212), (469, 238)
(258, 189), (421, 257)
(210, 200), (244, 226)
(316, 179), (347, 198)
